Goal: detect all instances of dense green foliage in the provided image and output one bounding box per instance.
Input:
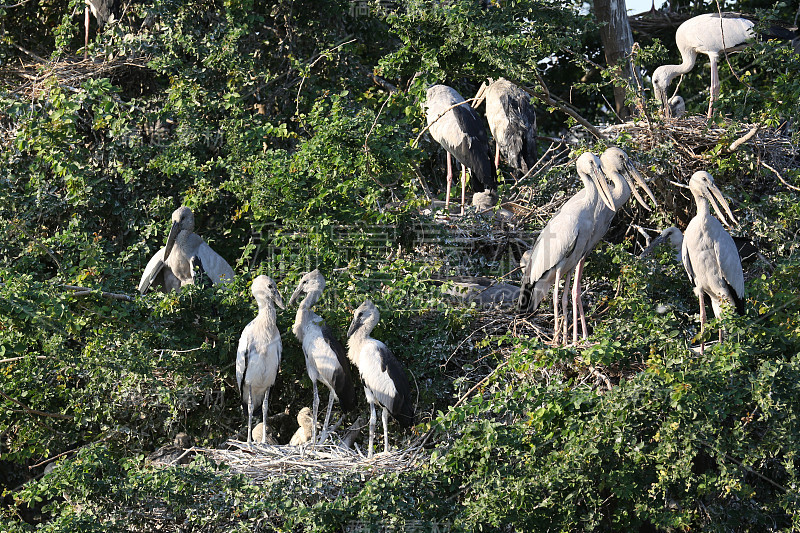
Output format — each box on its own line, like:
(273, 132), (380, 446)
(2, 0), (800, 530)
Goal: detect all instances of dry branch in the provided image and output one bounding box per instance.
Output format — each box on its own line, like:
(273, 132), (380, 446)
(62, 285), (134, 301)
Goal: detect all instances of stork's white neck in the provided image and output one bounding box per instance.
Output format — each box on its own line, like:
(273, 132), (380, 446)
(606, 169), (631, 208)
(661, 47), (698, 87)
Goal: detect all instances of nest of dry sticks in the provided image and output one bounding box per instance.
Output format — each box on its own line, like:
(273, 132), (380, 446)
(197, 440), (426, 484)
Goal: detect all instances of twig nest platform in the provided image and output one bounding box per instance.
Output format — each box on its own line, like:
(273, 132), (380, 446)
(198, 440), (425, 483)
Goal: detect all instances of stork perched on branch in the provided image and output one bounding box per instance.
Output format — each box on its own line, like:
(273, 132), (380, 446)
(138, 206), (235, 294)
(236, 276), (284, 444)
(653, 12), (798, 118)
(473, 78), (538, 176)
(682, 171), (744, 353)
(288, 270), (356, 444)
(518, 152), (616, 345)
(424, 84), (498, 214)
(347, 299), (414, 458)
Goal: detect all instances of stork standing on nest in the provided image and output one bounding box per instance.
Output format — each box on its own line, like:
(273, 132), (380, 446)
(682, 171), (745, 353)
(653, 13), (798, 118)
(517, 152), (616, 345)
(424, 84), (498, 214)
(236, 276), (284, 444)
(138, 206), (235, 294)
(347, 300), (414, 458)
(567, 147), (657, 344)
(288, 270), (356, 444)
(473, 78), (538, 176)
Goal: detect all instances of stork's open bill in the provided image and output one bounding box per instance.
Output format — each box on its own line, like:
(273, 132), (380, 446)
(681, 171), (744, 353)
(138, 206), (235, 295)
(518, 152), (616, 345)
(568, 147), (657, 344)
(236, 275), (284, 444)
(347, 299), (414, 458)
(289, 270), (356, 445)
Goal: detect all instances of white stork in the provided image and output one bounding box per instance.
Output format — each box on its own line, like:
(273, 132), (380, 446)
(288, 270), (356, 444)
(517, 152), (616, 345)
(236, 275), (284, 444)
(568, 147), (658, 344)
(682, 171), (745, 353)
(424, 84), (498, 214)
(346, 299), (414, 458)
(138, 206), (235, 294)
(473, 78), (538, 176)
(653, 12), (797, 118)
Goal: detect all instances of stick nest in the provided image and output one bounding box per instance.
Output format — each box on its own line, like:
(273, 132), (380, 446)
(197, 440), (426, 483)
(1, 53), (151, 100)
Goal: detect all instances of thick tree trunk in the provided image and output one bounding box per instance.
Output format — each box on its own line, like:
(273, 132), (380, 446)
(594, 0), (638, 119)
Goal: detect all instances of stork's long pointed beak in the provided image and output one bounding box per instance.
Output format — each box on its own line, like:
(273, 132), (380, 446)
(274, 290), (285, 310)
(592, 165), (616, 212)
(626, 162), (658, 211)
(473, 82), (488, 107)
(657, 87), (671, 118)
(639, 232), (669, 258)
(346, 315), (362, 338)
(709, 183), (738, 227)
(287, 286), (302, 307)
(163, 221), (180, 259)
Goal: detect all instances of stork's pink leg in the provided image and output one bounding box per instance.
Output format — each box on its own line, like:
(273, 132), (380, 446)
(552, 270), (562, 345)
(707, 53), (719, 119)
(445, 152), (453, 212)
(699, 294), (706, 354)
(573, 258), (589, 343)
(561, 270), (572, 345)
(84, 7), (90, 60)
(495, 144), (501, 169)
(460, 165), (467, 216)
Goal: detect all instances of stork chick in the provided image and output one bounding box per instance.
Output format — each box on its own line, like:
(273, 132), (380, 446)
(347, 300), (414, 458)
(236, 275), (284, 444)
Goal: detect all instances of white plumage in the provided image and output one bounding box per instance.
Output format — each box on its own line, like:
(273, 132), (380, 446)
(347, 299), (414, 458)
(289, 270), (356, 445)
(236, 275), (284, 444)
(682, 171), (745, 353)
(474, 78), (538, 175)
(517, 152), (616, 345)
(424, 84), (498, 214)
(568, 147), (657, 344)
(138, 206), (235, 294)
(653, 13), (755, 118)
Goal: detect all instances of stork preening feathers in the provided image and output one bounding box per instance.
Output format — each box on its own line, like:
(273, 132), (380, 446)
(682, 171), (745, 353)
(138, 206), (235, 294)
(424, 84), (498, 214)
(289, 270), (356, 445)
(653, 12), (798, 118)
(473, 78), (538, 176)
(236, 276), (284, 444)
(347, 299), (414, 458)
(518, 152), (616, 344)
